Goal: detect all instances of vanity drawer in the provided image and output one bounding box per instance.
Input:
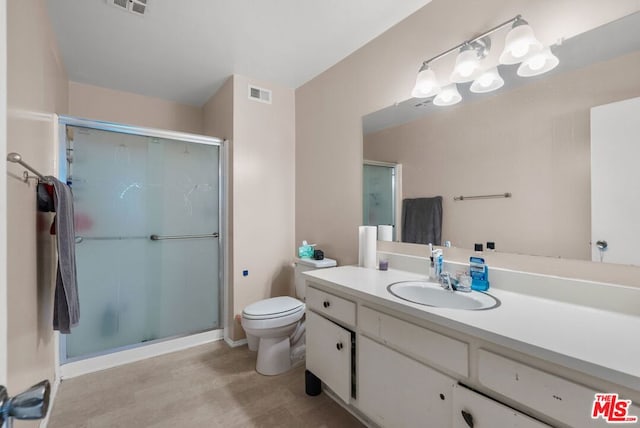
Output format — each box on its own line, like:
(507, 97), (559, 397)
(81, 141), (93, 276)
(359, 306), (468, 377)
(452, 384), (550, 428)
(478, 350), (640, 427)
(307, 286), (356, 327)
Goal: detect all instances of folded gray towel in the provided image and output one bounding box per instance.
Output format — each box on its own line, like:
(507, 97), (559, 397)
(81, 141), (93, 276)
(48, 177), (80, 333)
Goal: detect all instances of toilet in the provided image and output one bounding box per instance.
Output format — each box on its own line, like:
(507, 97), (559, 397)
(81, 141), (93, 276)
(241, 257), (337, 375)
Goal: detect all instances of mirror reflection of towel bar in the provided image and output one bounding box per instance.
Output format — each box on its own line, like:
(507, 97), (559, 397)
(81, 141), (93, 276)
(453, 193), (511, 201)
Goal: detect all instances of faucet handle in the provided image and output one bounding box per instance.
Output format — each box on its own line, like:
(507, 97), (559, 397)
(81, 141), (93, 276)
(439, 272), (458, 291)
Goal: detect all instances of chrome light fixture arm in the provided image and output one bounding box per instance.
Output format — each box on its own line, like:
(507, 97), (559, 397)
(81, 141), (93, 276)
(420, 14), (521, 67)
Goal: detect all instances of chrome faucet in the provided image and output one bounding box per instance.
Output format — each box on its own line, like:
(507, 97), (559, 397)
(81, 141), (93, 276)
(439, 272), (457, 291)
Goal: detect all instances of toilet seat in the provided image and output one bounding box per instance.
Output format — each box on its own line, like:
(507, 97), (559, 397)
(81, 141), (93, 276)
(241, 296), (305, 330)
(243, 296), (304, 320)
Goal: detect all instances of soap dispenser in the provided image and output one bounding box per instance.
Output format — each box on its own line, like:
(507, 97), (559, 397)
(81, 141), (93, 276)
(430, 246), (442, 280)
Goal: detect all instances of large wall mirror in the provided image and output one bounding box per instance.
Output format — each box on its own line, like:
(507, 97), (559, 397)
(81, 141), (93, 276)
(362, 11), (640, 266)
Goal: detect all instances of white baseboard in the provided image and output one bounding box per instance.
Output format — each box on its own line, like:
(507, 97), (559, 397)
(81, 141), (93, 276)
(40, 375), (60, 428)
(60, 329), (223, 379)
(224, 336), (247, 348)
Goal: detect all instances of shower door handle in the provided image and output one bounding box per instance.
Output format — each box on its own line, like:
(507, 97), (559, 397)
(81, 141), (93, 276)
(149, 233), (219, 241)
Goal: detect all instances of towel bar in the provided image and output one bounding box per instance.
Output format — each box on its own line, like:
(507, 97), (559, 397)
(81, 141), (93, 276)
(75, 233), (219, 244)
(6, 152), (53, 184)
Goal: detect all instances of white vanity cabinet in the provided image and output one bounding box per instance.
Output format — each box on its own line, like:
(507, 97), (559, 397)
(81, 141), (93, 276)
(358, 336), (455, 427)
(304, 272), (640, 428)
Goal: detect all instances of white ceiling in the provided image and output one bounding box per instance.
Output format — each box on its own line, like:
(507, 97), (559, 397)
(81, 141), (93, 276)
(46, 0), (431, 106)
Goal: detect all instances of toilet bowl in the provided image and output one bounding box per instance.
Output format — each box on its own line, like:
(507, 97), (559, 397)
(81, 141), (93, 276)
(241, 257), (337, 376)
(241, 296), (305, 375)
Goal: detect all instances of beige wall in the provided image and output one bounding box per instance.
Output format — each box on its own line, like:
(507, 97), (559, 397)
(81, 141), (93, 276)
(68, 81), (203, 134)
(202, 77), (236, 339)
(232, 75), (295, 339)
(6, 0), (68, 407)
(204, 75), (296, 341)
(365, 51), (640, 261)
(296, 0), (640, 280)
(0, 0), (7, 386)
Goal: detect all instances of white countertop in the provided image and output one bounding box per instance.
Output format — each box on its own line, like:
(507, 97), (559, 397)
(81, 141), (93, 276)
(303, 265), (640, 392)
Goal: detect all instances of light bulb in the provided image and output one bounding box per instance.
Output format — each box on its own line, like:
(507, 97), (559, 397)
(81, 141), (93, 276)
(470, 67), (504, 94)
(527, 54), (546, 70)
(499, 19), (543, 65)
(411, 65), (440, 98)
(478, 73), (494, 87)
(458, 62), (476, 78)
(517, 47), (559, 77)
(451, 47), (483, 83)
(418, 80), (435, 93)
(433, 84), (462, 106)
(510, 41), (530, 59)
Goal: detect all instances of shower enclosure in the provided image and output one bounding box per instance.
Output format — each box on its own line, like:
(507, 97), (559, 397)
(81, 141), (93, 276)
(57, 117), (224, 363)
(363, 161), (398, 240)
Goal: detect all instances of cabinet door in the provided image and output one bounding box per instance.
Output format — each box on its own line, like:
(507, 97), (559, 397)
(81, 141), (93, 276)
(358, 336), (454, 428)
(306, 311), (352, 403)
(453, 384), (551, 428)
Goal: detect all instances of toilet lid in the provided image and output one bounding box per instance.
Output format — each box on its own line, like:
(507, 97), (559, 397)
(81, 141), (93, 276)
(243, 296), (304, 320)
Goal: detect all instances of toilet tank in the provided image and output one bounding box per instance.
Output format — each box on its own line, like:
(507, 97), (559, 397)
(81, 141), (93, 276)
(294, 257), (337, 300)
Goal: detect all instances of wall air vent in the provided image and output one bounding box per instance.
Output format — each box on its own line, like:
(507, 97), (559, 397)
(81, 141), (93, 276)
(248, 85), (272, 104)
(108, 0), (147, 16)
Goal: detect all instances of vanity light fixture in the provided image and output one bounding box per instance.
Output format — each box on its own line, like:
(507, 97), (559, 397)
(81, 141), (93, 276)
(517, 47), (560, 77)
(433, 84), (462, 106)
(470, 67), (504, 93)
(411, 14), (558, 105)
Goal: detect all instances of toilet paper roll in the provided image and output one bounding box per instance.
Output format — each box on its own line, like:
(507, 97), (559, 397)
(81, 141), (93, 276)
(359, 226), (377, 269)
(377, 225), (393, 242)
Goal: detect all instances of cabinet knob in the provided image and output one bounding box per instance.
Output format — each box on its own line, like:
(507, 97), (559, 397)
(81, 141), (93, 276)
(336, 342), (343, 351)
(323, 300), (331, 308)
(461, 410), (474, 428)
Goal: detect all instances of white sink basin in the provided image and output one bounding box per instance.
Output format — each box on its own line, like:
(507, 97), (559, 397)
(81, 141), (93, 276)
(387, 281), (500, 310)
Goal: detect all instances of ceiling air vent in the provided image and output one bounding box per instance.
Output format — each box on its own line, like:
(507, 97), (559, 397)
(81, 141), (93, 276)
(108, 0), (147, 16)
(248, 85), (272, 104)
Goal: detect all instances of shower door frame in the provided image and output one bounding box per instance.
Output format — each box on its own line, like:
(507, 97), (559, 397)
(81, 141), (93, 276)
(55, 115), (228, 378)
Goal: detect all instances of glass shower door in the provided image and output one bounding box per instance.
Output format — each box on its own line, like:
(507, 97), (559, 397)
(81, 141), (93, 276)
(65, 125), (220, 359)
